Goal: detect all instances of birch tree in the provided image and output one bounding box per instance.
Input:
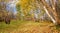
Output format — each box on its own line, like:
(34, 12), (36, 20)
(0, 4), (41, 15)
(39, 0), (60, 24)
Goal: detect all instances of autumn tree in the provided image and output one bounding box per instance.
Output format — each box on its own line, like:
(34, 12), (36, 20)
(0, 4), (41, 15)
(0, 0), (12, 24)
(16, 0), (46, 21)
(38, 0), (60, 24)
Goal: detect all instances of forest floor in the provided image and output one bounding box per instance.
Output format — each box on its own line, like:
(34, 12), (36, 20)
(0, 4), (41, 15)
(0, 20), (60, 33)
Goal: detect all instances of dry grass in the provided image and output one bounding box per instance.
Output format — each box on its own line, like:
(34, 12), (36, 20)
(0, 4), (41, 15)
(0, 20), (60, 33)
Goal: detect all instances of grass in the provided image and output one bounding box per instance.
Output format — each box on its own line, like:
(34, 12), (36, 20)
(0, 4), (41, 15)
(55, 24), (60, 31)
(0, 20), (23, 33)
(0, 20), (60, 33)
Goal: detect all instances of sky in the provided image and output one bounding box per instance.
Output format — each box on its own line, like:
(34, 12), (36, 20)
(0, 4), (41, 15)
(6, 0), (18, 15)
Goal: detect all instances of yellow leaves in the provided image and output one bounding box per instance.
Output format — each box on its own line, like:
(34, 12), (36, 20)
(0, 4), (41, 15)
(20, 0), (28, 8)
(17, 0), (31, 15)
(16, 0), (38, 16)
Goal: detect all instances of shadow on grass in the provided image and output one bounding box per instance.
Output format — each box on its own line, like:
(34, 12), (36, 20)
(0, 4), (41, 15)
(55, 24), (60, 31)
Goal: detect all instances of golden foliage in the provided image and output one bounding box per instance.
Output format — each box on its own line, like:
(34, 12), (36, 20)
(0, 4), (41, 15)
(16, 0), (36, 16)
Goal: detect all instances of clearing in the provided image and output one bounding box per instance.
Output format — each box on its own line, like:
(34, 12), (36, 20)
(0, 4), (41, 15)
(0, 20), (60, 33)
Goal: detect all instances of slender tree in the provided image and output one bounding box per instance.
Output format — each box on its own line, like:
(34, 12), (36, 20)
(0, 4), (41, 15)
(39, 0), (60, 24)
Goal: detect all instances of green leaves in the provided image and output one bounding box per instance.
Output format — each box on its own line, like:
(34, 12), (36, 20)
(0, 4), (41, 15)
(16, 4), (21, 11)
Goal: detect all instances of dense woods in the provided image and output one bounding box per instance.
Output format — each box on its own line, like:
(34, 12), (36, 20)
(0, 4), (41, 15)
(0, 0), (60, 24)
(16, 0), (60, 24)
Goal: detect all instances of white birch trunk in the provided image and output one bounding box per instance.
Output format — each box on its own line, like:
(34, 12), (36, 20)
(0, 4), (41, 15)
(43, 6), (56, 24)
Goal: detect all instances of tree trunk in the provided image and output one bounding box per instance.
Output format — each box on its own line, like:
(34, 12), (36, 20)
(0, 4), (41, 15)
(40, 0), (60, 24)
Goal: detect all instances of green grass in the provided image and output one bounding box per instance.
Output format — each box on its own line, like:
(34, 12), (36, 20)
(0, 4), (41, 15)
(0, 20), (60, 33)
(0, 20), (23, 33)
(55, 24), (60, 31)
(0, 20), (37, 33)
